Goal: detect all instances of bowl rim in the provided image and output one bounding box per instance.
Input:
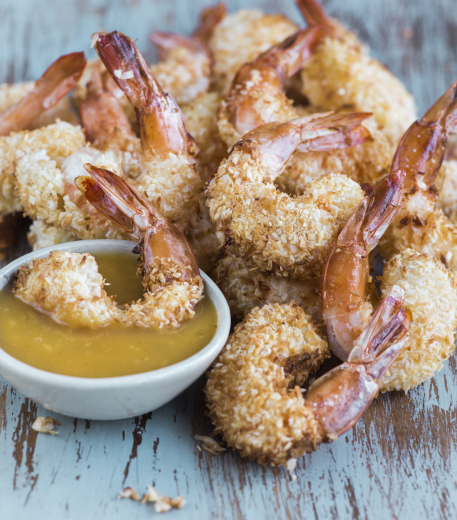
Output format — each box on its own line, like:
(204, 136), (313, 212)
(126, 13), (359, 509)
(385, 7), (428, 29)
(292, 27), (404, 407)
(0, 239), (231, 390)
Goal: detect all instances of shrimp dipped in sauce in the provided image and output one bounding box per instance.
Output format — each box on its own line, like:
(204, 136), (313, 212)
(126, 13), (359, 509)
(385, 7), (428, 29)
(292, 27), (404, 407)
(378, 80), (457, 272)
(207, 112), (371, 280)
(15, 166), (203, 330)
(206, 294), (410, 466)
(296, 0), (416, 146)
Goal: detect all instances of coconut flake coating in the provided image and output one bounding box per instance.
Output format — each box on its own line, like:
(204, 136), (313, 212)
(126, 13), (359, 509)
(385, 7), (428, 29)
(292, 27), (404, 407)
(213, 247), (321, 322)
(209, 9), (298, 96)
(28, 220), (78, 251)
(0, 121), (85, 214)
(14, 251), (119, 328)
(436, 160), (457, 224)
(121, 257), (204, 329)
(301, 22), (416, 145)
(379, 249), (457, 392)
(206, 303), (329, 466)
(207, 144), (364, 279)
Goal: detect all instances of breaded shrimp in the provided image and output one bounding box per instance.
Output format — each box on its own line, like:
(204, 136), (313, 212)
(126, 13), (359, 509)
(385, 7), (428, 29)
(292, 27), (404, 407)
(379, 249), (457, 392)
(297, 0), (416, 145)
(15, 167), (203, 330)
(94, 30), (203, 232)
(206, 299), (409, 466)
(207, 114), (369, 279)
(213, 247), (321, 322)
(436, 160), (457, 223)
(217, 26), (324, 148)
(379, 80), (457, 271)
(150, 3), (226, 105)
(77, 165), (203, 329)
(209, 9), (299, 96)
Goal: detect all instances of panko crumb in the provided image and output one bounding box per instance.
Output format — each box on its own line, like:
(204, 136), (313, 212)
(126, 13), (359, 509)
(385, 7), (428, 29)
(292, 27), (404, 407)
(32, 416), (60, 435)
(118, 487), (141, 501)
(194, 434), (225, 455)
(142, 486), (186, 513)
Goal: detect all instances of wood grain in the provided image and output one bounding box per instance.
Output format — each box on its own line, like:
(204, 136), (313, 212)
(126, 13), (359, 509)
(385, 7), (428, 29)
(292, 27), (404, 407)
(1, 1), (457, 519)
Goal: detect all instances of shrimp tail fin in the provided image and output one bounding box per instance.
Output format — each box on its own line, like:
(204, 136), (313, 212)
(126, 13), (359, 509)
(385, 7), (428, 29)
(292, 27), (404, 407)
(295, 0), (331, 27)
(93, 30), (195, 157)
(0, 51), (86, 136)
(76, 165), (199, 278)
(192, 2), (227, 43)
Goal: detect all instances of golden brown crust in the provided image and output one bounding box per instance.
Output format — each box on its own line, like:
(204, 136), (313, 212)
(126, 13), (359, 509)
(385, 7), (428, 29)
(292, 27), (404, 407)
(206, 302), (329, 466)
(379, 249), (457, 392)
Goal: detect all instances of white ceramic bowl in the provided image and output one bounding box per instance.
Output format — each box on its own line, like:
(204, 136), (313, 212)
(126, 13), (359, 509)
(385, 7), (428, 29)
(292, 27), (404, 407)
(0, 240), (231, 420)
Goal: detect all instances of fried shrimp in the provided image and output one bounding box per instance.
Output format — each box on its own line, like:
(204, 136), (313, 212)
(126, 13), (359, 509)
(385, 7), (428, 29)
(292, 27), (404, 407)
(206, 299), (409, 466)
(207, 113), (369, 279)
(15, 167), (203, 330)
(94, 30), (203, 232)
(213, 247), (321, 322)
(217, 26), (324, 148)
(0, 52), (86, 136)
(379, 249), (457, 392)
(297, 0), (416, 145)
(76, 165), (203, 328)
(379, 80), (457, 271)
(209, 9), (299, 96)
(150, 3), (226, 105)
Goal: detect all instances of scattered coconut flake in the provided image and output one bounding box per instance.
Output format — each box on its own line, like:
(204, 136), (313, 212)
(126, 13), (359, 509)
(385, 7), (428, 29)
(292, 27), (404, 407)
(114, 69), (134, 80)
(286, 458), (297, 473)
(32, 416), (60, 435)
(118, 487), (141, 501)
(292, 475), (297, 481)
(194, 435), (225, 455)
(141, 486), (185, 513)
(90, 33), (99, 48)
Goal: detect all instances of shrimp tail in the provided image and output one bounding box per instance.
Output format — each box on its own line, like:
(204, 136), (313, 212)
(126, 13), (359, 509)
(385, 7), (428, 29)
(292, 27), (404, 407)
(305, 291), (410, 438)
(192, 2), (227, 43)
(76, 165), (199, 279)
(0, 52), (86, 136)
(295, 0), (334, 30)
(93, 30), (195, 157)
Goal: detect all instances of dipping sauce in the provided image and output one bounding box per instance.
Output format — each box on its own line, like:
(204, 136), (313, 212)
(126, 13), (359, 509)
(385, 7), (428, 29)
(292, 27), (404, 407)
(0, 250), (217, 378)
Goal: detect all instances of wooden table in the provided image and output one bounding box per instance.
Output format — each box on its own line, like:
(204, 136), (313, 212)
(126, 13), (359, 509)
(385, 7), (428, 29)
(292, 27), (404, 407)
(1, 1), (457, 518)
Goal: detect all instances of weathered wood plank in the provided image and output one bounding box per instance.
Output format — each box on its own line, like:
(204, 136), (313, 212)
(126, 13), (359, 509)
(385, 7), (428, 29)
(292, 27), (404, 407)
(1, 0), (457, 519)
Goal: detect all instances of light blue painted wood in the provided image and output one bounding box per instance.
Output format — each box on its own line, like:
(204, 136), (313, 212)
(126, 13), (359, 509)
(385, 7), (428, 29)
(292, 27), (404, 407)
(1, 1), (457, 519)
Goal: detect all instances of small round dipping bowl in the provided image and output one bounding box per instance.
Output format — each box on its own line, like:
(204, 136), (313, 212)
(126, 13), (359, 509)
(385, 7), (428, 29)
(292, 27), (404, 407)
(0, 240), (231, 420)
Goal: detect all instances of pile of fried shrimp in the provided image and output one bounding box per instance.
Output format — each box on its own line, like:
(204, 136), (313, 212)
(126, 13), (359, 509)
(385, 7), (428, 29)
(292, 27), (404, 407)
(3, 0), (457, 468)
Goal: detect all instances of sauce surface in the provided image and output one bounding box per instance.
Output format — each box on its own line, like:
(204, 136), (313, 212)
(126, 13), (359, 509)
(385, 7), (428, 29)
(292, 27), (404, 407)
(0, 250), (217, 378)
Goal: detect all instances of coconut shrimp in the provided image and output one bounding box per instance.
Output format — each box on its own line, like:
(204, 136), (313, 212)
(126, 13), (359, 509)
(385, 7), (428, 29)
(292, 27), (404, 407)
(213, 247), (321, 322)
(207, 113), (370, 279)
(379, 80), (457, 271)
(217, 26), (324, 148)
(15, 166), (203, 329)
(209, 9), (299, 96)
(93, 30), (203, 232)
(150, 3), (226, 106)
(0, 52), (86, 136)
(321, 171), (405, 361)
(206, 297), (409, 466)
(297, 0), (416, 146)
